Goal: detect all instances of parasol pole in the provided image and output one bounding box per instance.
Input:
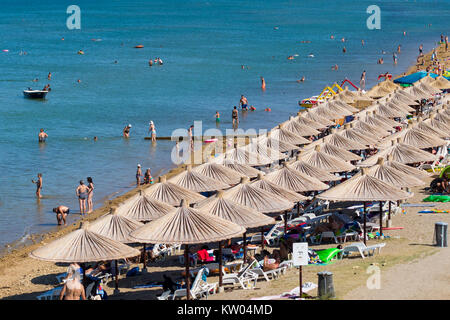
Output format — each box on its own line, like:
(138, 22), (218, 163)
(185, 244), (190, 300)
(218, 241), (223, 289)
(243, 232), (247, 264)
(379, 201), (383, 237)
(388, 201), (392, 226)
(260, 227), (265, 250)
(363, 202), (367, 246)
(114, 259), (119, 294)
(284, 211), (288, 235)
(142, 244), (147, 271)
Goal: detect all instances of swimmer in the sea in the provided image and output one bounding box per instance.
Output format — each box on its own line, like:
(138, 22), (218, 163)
(343, 47), (347, 53)
(38, 128), (48, 142)
(261, 77), (266, 90)
(47, 72), (52, 80)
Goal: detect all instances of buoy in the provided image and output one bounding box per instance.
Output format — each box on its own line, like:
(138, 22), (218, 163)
(134, 45), (144, 48)
(264, 108), (271, 112)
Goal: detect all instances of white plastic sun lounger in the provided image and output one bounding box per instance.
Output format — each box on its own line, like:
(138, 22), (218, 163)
(341, 242), (386, 259)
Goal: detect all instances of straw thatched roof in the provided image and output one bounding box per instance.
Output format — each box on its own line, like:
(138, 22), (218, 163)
(358, 140), (436, 166)
(245, 141), (287, 162)
(366, 80), (399, 98)
(288, 156), (341, 182)
(414, 117), (448, 138)
(338, 125), (378, 146)
(168, 166), (230, 192)
(195, 191), (276, 228)
(269, 126), (311, 145)
(87, 208), (144, 243)
(30, 222), (141, 263)
(144, 176), (206, 206)
(116, 190), (176, 222)
(374, 101), (409, 118)
(363, 111), (400, 129)
(352, 120), (390, 138)
(295, 113), (328, 129)
(219, 159), (265, 178)
(320, 141), (363, 161)
(396, 88), (419, 101)
(311, 104), (345, 120)
(264, 163), (330, 192)
(356, 158), (425, 188)
(424, 115), (450, 135)
(384, 155), (431, 178)
(327, 97), (360, 112)
(416, 81), (442, 95)
(129, 200), (246, 244)
(379, 92), (418, 106)
(251, 173), (309, 202)
(299, 145), (356, 172)
(318, 101), (353, 117)
(330, 88), (360, 104)
(220, 145), (274, 167)
(377, 124), (446, 149)
(317, 168), (413, 202)
(404, 85), (430, 100)
(429, 76), (450, 90)
(326, 130), (367, 150)
(191, 162), (245, 185)
(282, 117), (320, 137)
(256, 135), (300, 153)
(303, 108), (335, 126)
(221, 177), (294, 213)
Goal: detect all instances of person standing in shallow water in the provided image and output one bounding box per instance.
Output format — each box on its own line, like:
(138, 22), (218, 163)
(32, 173), (43, 198)
(38, 129), (48, 142)
(232, 106), (239, 129)
(123, 124), (132, 138)
(76, 180), (90, 215)
(261, 76), (266, 90)
(87, 177), (94, 213)
(136, 164), (142, 186)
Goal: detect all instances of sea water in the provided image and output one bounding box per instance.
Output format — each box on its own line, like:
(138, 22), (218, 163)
(0, 0), (448, 249)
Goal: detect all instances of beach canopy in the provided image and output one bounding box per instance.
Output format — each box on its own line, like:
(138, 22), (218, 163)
(374, 101), (410, 118)
(115, 190), (175, 222)
(311, 104), (346, 120)
(219, 145), (274, 167)
(384, 155), (431, 179)
(352, 120), (390, 138)
(428, 76), (450, 90)
(144, 176), (206, 206)
(264, 163), (329, 192)
(377, 124), (446, 149)
(337, 125), (378, 146)
(221, 177), (294, 213)
(282, 116), (320, 136)
(424, 114), (450, 135)
(168, 166), (230, 192)
(329, 88), (360, 105)
(404, 85), (430, 100)
(326, 97), (359, 112)
(29, 221), (141, 263)
(326, 130), (367, 150)
(303, 108), (335, 127)
(317, 141), (362, 161)
(317, 168), (413, 202)
(358, 140), (436, 166)
(356, 158), (425, 188)
(195, 190), (276, 228)
(378, 92), (418, 106)
(295, 113), (328, 129)
(366, 80), (399, 98)
(87, 208), (144, 243)
(288, 156), (341, 182)
(251, 173), (309, 202)
(317, 101), (353, 117)
(245, 141), (287, 162)
(191, 162), (245, 185)
(129, 199), (245, 244)
(414, 117), (448, 138)
(393, 71), (438, 85)
(217, 159), (265, 178)
(363, 111), (400, 130)
(299, 145), (356, 172)
(256, 135), (300, 153)
(415, 82), (442, 95)
(269, 125), (311, 145)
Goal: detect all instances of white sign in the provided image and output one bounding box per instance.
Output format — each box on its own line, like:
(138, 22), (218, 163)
(292, 242), (309, 267)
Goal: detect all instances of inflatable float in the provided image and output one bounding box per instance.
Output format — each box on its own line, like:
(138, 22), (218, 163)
(134, 44), (144, 48)
(203, 138), (218, 143)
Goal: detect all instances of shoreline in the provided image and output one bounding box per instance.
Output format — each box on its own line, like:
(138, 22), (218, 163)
(0, 42), (447, 299)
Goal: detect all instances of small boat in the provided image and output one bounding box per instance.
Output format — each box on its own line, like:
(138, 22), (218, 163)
(23, 89), (48, 99)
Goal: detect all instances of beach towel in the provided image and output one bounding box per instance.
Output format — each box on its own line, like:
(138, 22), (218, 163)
(423, 195), (450, 203)
(250, 282), (318, 300)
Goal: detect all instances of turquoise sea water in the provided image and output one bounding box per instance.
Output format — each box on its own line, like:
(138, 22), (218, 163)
(0, 0), (448, 249)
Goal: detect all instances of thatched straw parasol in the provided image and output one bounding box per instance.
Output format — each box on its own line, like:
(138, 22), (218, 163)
(414, 117), (448, 138)
(429, 76), (450, 90)
(338, 124), (378, 146)
(289, 155), (341, 182)
(320, 141), (363, 161)
(219, 159), (265, 178)
(299, 145), (356, 172)
(245, 140), (287, 162)
(87, 208), (144, 292)
(251, 173), (310, 202)
(144, 176), (206, 206)
(384, 155), (431, 179)
(295, 112), (328, 129)
(282, 116), (320, 137)
(318, 101), (353, 117)
(326, 129), (368, 150)
(363, 111), (399, 130)
(303, 108), (335, 126)
(424, 114), (450, 135)
(416, 81), (442, 95)
(264, 163), (330, 192)
(327, 96), (359, 112)
(130, 199), (245, 299)
(352, 119), (391, 138)
(256, 134), (300, 153)
(116, 190), (175, 222)
(269, 125), (311, 145)
(330, 88), (360, 105)
(168, 165), (230, 193)
(30, 221), (141, 263)
(377, 124), (446, 149)
(379, 92), (418, 106)
(396, 88), (419, 101)
(191, 162), (245, 185)
(358, 139), (436, 166)
(366, 80), (399, 98)
(221, 145), (274, 167)
(311, 104), (346, 119)
(220, 176), (294, 213)
(375, 101), (410, 118)
(383, 100), (416, 114)
(404, 85), (430, 100)
(317, 167), (412, 243)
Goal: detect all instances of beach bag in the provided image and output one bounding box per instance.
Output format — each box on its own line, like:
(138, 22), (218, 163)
(126, 266), (140, 277)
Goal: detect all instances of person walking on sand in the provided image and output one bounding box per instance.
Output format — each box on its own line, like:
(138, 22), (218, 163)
(148, 121), (156, 142)
(136, 164), (142, 186)
(232, 106), (239, 129)
(87, 177), (94, 213)
(32, 173), (43, 198)
(38, 128), (48, 143)
(76, 180), (90, 215)
(261, 77), (266, 90)
(123, 124), (132, 138)
(59, 265), (86, 300)
(360, 71), (366, 90)
(53, 205), (70, 226)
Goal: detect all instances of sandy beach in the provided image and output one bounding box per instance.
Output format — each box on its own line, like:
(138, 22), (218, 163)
(0, 40), (449, 301)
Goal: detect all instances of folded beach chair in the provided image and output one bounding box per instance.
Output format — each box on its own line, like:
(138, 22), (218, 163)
(222, 259), (259, 290)
(171, 267), (217, 300)
(341, 242), (386, 259)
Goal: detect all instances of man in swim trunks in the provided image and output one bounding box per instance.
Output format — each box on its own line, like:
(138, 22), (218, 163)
(232, 106), (239, 129)
(360, 70), (366, 90)
(38, 128), (48, 142)
(239, 95), (248, 110)
(32, 173), (43, 198)
(76, 180), (90, 215)
(53, 205), (70, 226)
(215, 111), (220, 123)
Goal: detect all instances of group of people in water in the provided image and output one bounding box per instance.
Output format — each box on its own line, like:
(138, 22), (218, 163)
(136, 164), (154, 186)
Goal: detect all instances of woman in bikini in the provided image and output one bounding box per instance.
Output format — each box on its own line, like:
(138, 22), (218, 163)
(149, 121), (156, 142)
(136, 164), (142, 186)
(32, 173), (43, 198)
(87, 177), (94, 213)
(76, 180), (90, 215)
